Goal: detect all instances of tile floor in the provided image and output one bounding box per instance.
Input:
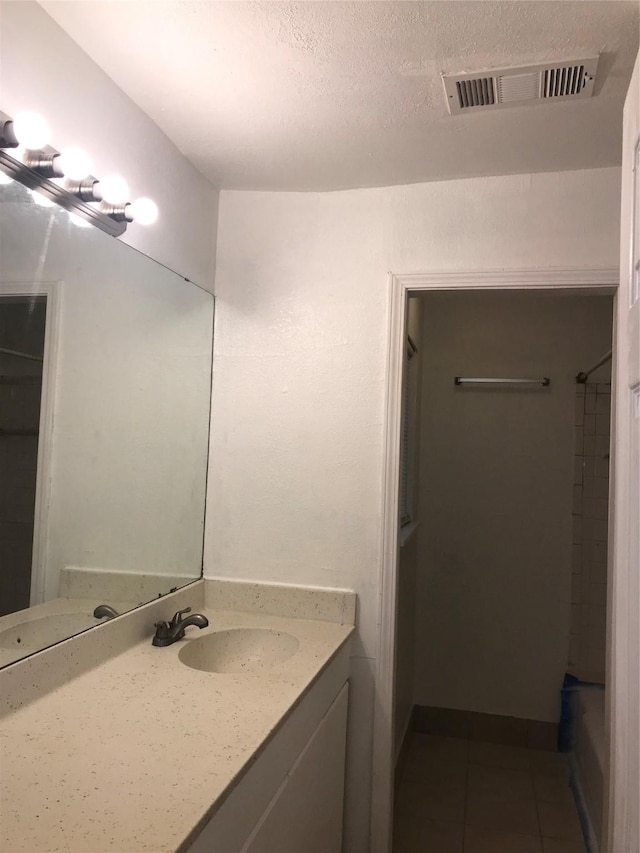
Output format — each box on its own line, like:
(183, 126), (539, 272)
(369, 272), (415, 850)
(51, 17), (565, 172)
(393, 734), (587, 853)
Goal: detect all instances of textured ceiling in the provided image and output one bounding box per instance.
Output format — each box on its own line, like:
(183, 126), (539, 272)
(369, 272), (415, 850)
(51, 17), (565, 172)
(41, 1), (639, 190)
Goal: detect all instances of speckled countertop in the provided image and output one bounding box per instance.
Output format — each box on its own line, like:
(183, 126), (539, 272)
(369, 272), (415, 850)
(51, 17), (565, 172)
(0, 608), (353, 853)
(0, 597), (136, 667)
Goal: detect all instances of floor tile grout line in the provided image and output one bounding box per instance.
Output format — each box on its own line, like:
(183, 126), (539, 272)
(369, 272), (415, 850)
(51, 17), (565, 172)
(527, 751), (545, 842)
(393, 735), (585, 852)
(462, 744), (470, 853)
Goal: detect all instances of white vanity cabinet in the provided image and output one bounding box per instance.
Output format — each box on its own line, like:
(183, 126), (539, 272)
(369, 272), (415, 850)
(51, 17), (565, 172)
(185, 644), (350, 853)
(242, 684), (348, 853)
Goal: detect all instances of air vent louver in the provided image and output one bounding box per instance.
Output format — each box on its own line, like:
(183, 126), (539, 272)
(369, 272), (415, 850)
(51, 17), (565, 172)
(456, 78), (495, 108)
(543, 65), (586, 98)
(443, 57), (598, 115)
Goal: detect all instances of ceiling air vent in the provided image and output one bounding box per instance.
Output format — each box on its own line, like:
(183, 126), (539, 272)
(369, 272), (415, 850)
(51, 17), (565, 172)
(443, 57), (599, 115)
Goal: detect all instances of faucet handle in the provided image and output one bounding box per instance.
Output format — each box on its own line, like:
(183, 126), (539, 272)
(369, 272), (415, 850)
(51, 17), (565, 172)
(153, 620), (171, 640)
(169, 607), (191, 627)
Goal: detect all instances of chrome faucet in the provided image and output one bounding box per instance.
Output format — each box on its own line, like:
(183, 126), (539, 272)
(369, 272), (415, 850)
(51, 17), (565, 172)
(93, 604), (120, 619)
(152, 607), (209, 647)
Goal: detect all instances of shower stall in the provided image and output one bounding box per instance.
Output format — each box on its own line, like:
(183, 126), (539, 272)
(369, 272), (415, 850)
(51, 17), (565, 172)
(567, 349), (612, 853)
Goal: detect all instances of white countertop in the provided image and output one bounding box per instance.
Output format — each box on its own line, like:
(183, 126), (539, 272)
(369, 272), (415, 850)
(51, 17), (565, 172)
(0, 608), (352, 853)
(0, 597), (136, 667)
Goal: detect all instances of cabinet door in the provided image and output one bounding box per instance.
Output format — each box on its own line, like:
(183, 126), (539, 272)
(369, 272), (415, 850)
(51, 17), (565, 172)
(242, 683), (349, 853)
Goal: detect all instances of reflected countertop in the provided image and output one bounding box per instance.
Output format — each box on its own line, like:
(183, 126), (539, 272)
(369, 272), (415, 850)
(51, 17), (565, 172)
(0, 597), (136, 667)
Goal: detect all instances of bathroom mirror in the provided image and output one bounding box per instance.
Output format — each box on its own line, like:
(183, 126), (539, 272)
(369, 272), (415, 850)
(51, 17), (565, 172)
(0, 178), (213, 667)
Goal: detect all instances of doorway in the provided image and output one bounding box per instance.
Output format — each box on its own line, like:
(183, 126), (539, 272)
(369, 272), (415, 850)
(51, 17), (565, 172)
(371, 268), (619, 853)
(0, 295), (47, 616)
(0, 282), (58, 613)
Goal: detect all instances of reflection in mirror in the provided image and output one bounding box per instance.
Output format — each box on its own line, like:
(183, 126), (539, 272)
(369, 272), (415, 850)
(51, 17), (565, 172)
(0, 178), (213, 666)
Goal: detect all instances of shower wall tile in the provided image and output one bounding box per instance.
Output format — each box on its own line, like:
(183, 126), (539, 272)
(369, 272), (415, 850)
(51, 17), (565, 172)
(571, 517), (582, 545)
(584, 482), (610, 506)
(595, 479), (609, 500)
(583, 498), (608, 520)
(587, 605), (606, 633)
(587, 647), (606, 673)
(594, 499), (608, 520)
(588, 562), (607, 584)
(569, 383), (610, 683)
(573, 456), (583, 485)
(593, 520), (608, 542)
(568, 636), (580, 668)
(570, 604), (587, 637)
(572, 486), (583, 515)
(588, 584), (607, 607)
(571, 547), (582, 573)
(571, 574), (584, 604)
(594, 456), (610, 478)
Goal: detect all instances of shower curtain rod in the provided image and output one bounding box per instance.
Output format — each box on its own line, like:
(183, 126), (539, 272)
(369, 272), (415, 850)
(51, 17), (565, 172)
(576, 349), (612, 384)
(0, 346), (43, 362)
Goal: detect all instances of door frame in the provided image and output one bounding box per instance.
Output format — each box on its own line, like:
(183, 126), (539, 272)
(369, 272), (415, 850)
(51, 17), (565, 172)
(0, 281), (60, 607)
(372, 266), (620, 853)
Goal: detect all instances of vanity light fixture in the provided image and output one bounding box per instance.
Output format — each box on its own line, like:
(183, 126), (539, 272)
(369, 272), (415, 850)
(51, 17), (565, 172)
(11, 111), (51, 150)
(56, 147), (93, 181)
(0, 109), (158, 236)
(128, 197), (159, 225)
(99, 174), (129, 204)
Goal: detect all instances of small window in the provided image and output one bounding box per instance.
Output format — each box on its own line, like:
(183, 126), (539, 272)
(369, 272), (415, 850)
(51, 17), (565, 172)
(400, 335), (418, 527)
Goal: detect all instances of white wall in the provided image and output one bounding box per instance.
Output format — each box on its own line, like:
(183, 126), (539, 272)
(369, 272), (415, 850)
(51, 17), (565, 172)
(0, 1), (218, 290)
(413, 291), (613, 724)
(1, 189), (213, 601)
(206, 166), (620, 851)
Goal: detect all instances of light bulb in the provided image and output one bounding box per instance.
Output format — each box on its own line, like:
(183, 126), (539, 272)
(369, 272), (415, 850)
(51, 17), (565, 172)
(56, 147), (92, 180)
(0, 171), (12, 186)
(12, 112), (51, 150)
(30, 189), (54, 208)
(68, 212), (90, 228)
(98, 174), (129, 204)
(129, 197), (158, 226)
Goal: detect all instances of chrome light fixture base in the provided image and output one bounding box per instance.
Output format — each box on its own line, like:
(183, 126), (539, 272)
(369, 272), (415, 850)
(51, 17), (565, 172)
(0, 148), (126, 237)
(0, 109), (157, 236)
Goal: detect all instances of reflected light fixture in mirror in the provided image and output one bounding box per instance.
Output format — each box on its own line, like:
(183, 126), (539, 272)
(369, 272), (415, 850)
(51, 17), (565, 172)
(0, 108), (158, 235)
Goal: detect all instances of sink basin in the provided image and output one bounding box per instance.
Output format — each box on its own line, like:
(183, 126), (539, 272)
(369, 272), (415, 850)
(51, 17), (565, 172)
(0, 613), (100, 649)
(178, 628), (299, 674)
